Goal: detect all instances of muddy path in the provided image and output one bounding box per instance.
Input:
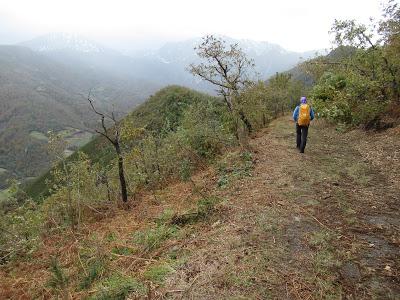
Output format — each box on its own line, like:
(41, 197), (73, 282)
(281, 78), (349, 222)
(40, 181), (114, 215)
(162, 117), (400, 299)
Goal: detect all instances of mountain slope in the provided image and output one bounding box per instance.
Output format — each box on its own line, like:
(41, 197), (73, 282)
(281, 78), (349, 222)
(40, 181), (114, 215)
(0, 45), (156, 187)
(20, 33), (161, 93)
(20, 33), (172, 89)
(130, 36), (318, 84)
(25, 85), (218, 200)
(22, 33), (318, 92)
(19, 32), (107, 53)
(4, 33), (317, 188)
(2, 117), (399, 298)
(286, 46), (355, 86)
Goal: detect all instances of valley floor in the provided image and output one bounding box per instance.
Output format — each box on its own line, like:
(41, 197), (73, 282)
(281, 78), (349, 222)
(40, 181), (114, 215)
(1, 116), (399, 299)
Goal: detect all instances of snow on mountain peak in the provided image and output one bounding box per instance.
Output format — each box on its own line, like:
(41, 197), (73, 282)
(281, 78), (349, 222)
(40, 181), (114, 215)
(20, 33), (106, 53)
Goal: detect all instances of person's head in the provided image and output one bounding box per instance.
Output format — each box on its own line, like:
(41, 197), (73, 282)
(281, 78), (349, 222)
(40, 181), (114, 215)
(300, 96), (307, 104)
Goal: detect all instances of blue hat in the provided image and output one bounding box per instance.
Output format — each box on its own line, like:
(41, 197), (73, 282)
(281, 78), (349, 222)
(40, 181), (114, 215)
(301, 96), (307, 104)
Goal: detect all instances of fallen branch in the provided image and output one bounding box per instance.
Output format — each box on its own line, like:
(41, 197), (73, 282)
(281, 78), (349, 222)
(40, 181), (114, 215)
(83, 203), (106, 215)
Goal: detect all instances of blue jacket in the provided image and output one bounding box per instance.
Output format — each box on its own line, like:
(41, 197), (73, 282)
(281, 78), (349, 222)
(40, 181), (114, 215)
(293, 105), (315, 123)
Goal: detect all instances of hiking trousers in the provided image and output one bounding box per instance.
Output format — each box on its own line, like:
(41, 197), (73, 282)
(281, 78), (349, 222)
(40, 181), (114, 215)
(296, 124), (309, 153)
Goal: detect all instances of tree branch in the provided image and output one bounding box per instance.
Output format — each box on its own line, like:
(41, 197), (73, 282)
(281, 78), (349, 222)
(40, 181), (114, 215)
(95, 129), (116, 145)
(192, 70), (232, 90)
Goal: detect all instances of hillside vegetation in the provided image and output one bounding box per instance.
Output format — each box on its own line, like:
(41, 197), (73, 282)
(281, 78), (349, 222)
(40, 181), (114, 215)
(0, 71), (300, 267)
(299, 5), (400, 129)
(0, 45), (157, 188)
(25, 86), (224, 200)
(1, 116), (399, 299)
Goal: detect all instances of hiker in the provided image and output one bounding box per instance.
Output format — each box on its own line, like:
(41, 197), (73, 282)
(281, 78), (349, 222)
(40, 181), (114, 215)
(293, 96), (315, 153)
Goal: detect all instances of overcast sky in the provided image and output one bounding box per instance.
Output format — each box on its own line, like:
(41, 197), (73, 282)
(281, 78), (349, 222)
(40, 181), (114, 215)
(0, 0), (384, 52)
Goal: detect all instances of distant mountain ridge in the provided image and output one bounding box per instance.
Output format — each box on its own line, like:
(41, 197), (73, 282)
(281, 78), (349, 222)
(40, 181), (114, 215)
(20, 32), (107, 53)
(1, 33), (318, 188)
(132, 36), (318, 81)
(20, 33), (318, 86)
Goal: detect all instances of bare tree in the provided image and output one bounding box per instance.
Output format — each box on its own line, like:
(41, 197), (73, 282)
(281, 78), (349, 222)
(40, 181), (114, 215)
(189, 35), (255, 133)
(87, 92), (128, 203)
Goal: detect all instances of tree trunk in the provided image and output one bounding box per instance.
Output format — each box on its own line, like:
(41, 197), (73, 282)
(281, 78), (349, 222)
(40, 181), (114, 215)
(238, 110), (252, 133)
(104, 176), (112, 202)
(224, 94), (252, 135)
(223, 94), (234, 112)
(114, 143), (128, 203)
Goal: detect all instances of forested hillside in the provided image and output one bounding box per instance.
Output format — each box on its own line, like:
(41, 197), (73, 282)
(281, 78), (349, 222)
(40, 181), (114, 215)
(24, 86), (224, 200)
(0, 45), (157, 188)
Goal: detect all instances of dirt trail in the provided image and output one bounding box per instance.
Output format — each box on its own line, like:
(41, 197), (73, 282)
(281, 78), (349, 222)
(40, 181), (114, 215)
(162, 117), (400, 299)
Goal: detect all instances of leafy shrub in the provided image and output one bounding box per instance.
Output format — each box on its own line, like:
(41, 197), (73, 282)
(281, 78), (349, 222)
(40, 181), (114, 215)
(353, 100), (388, 128)
(239, 79), (305, 130)
(179, 99), (235, 159)
(313, 98), (353, 124)
(0, 199), (43, 264)
(306, 5), (400, 129)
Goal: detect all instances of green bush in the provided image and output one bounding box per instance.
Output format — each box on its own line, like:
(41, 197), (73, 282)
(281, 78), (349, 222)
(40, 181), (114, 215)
(353, 100), (388, 127)
(313, 98), (353, 124)
(0, 199), (43, 264)
(310, 70), (388, 126)
(155, 209), (175, 226)
(179, 99), (235, 159)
